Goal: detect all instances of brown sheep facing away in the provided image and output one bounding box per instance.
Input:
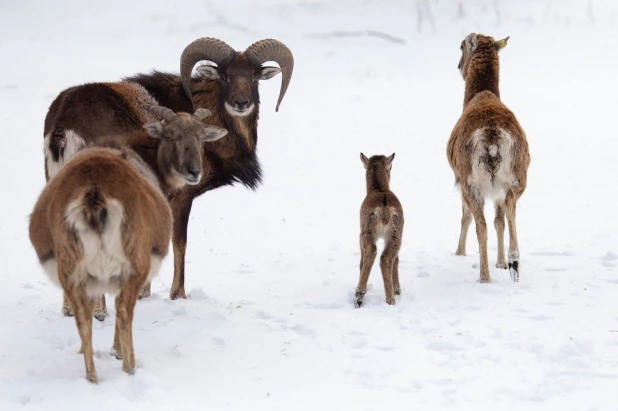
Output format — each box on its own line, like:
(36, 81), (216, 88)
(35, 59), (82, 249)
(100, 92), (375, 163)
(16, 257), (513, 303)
(29, 107), (227, 382)
(447, 33), (531, 283)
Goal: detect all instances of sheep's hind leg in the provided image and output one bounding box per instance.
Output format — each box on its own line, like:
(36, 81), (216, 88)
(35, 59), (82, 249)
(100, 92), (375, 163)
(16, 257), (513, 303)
(462, 186), (490, 283)
(455, 198), (473, 255)
(494, 203), (507, 269)
(505, 192), (521, 282)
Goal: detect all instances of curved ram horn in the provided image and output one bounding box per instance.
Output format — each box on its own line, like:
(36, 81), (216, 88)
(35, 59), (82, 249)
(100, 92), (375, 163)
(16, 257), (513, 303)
(180, 37), (236, 106)
(245, 39), (294, 112)
(149, 106), (178, 123)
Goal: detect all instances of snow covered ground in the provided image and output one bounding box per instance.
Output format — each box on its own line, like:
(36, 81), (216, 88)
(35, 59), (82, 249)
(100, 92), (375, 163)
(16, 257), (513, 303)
(1, 0), (617, 409)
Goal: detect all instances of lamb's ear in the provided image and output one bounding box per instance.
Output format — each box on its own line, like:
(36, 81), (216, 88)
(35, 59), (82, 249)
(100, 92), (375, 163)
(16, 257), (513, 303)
(193, 108), (212, 122)
(465, 33), (478, 54)
(201, 126), (228, 142)
(385, 153), (395, 170)
(360, 153), (369, 169)
(196, 65), (220, 80)
(143, 122), (164, 139)
(493, 36), (510, 52)
(259, 66), (282, 80)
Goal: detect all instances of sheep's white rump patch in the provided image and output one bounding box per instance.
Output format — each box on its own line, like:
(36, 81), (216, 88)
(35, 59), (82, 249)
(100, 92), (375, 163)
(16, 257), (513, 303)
(44, 130), (86, 179)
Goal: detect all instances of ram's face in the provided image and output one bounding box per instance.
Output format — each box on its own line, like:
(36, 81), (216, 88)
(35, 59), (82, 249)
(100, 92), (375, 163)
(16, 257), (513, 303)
(196, 54), (282, 117)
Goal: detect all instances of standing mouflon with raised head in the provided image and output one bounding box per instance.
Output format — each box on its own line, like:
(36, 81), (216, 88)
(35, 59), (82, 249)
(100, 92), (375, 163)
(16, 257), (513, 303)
(355, 153), (404, 307)
(447, 33), (530, 283)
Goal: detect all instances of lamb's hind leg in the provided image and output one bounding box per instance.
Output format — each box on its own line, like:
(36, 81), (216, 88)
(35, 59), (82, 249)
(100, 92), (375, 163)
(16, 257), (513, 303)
(504, 192), (521, 282)
(381, 233), (401, 305)
(393, 256), (401, 296)
(455, 198), (473, 255)
(355, 219), (377, 308)
(494, 203), (507, 269)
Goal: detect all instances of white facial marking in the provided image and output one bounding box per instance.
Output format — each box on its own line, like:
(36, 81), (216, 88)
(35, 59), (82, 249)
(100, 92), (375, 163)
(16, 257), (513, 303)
(224, 102), (255, 117)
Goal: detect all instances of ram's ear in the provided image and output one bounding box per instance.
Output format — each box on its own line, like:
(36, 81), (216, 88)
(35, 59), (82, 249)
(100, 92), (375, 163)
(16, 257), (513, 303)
(360, 153), (370, 169)
(493, 36), (510, 52)
(143, 122), (163, 139)
(259, 66), (282, 80)
(196, 65), (220, 80)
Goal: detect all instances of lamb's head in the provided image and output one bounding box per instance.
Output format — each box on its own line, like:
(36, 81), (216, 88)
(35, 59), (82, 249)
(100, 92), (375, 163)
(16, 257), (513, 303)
(458, 33), (509, 80)
(361, 153), (395, 184)
(144, 106), (228, 187)
(180, 37), (294, 116)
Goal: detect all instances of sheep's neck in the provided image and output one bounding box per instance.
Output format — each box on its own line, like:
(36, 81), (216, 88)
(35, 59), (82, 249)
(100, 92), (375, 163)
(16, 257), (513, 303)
(366, 169), (390, 194)
(464, 58), (500, 107)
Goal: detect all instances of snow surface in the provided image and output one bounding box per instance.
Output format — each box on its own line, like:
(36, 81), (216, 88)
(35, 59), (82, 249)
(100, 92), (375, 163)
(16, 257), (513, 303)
(1, 0), (618, 409)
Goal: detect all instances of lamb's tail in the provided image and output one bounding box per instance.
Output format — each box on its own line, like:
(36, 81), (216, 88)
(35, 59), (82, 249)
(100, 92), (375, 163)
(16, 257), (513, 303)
(373, 205), (402, 228)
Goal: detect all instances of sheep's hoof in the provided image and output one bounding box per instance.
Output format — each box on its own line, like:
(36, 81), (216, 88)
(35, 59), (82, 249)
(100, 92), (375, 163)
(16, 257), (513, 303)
(138, 285), (151, 300)
(170, 288), (187, 300)
(496, 261), (508, 269)
(110, 347), (122, 360)
(479, 275), (492, 283)
(122, 364), (135, 375)
(86, 372), (99, 384)
(386, 297), (396, 305)
(509, 260), (520, 282)
(394, 289), (401, 296)
(93, 311), (107, 322)
(62, 305), (74, 317)
(354, 291), (365, 308)
(455, 249), (466, 256)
